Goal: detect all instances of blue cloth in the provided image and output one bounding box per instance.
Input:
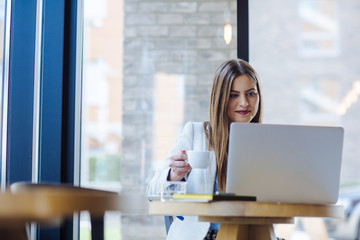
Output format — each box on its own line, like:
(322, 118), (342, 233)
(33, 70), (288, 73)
(209, 174), (220, 230)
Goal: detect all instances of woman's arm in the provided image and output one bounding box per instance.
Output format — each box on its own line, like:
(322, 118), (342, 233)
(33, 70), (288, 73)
(146, 122), (194, 196)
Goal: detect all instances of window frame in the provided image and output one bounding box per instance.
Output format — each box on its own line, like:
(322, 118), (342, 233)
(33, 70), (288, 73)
(1, 0), (81, 239)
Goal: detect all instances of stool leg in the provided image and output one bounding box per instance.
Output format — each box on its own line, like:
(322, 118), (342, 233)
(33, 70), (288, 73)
(90, 214), (105, 240)
(0, 225), (28, 240)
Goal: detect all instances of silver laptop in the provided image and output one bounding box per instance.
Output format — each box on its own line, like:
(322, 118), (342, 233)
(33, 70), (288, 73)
(226, 123), (344, 204)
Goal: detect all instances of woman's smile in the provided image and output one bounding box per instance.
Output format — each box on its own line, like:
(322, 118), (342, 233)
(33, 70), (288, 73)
(236, 110), (251, 115)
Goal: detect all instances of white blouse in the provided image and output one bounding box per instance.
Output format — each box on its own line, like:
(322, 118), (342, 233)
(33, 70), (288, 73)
(146, 122), (217, 240)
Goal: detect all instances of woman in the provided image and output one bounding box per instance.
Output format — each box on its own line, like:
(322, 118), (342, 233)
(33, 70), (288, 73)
(147, 59), (262, 240)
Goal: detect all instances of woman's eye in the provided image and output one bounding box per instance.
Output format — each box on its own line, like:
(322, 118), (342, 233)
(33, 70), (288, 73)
(230, 94), (239, 98)
(247, 92), (257, 97)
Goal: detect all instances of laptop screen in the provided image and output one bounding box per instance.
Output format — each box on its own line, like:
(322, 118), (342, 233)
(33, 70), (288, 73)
(226, 123), (344, 204)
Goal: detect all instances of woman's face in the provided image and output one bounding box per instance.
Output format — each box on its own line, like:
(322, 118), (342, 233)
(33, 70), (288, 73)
(227, 75), (260, 123)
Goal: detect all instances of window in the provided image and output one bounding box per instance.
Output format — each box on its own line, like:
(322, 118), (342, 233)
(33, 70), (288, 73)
(298, 0), (340, 57)
(80, 0), (237, 238)
(250, 0), (360, 238)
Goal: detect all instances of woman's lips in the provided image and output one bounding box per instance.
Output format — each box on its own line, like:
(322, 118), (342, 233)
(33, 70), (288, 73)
(236, 110), (250, 115)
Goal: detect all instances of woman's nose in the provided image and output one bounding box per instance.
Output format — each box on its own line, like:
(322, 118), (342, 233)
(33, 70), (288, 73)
(239, 94), (249, 107)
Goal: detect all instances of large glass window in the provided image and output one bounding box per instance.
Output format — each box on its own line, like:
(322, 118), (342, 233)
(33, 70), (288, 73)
(81, 0), (237, 239)
(250, 0), (360, 239)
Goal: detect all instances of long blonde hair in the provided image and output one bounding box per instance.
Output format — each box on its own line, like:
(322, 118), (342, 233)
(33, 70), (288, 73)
(203, 59), (263, 191)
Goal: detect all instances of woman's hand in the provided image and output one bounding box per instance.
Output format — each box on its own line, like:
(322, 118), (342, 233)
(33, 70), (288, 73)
(168, 150), (192, 181)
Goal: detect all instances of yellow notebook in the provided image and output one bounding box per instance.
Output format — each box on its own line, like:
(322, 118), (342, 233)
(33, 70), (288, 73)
(173, 194), (213, 201)
(172, 193), (256, 202)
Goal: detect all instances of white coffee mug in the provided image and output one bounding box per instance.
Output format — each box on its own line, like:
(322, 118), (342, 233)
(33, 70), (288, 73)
(187, 151), (210, 169)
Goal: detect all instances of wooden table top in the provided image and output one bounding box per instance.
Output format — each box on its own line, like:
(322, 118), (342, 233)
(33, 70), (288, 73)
(0, 189), (148, 223)
(149, 200), (344, 219)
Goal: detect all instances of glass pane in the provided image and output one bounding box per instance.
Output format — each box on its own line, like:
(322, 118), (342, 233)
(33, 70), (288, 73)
(81, 0), (237, 239)
(250, 0), (360, 239)
(81, 0), (123, 239)
(0, 0), (4, 70)
(0, 0), (6, 185)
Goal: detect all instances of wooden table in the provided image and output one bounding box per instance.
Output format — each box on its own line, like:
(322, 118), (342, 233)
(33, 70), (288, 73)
(149, 201), (344, 240)
(0, 183), (148, 240)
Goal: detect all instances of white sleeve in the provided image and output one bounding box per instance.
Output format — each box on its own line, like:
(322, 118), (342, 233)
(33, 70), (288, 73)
(146, 122), (195, 196)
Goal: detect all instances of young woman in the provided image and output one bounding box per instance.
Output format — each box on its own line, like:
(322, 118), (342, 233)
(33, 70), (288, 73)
(147, 59), (262, 240)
